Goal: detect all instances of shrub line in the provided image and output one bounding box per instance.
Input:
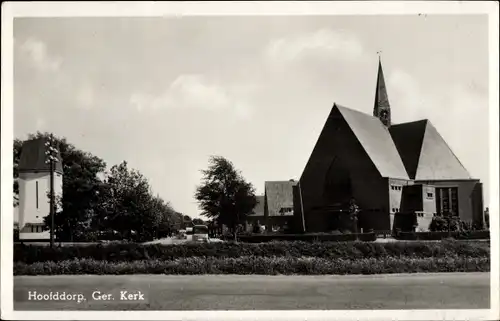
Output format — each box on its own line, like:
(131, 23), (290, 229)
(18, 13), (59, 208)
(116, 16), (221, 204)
(14, 256), (490, 276)
(14, 239), (490, 264)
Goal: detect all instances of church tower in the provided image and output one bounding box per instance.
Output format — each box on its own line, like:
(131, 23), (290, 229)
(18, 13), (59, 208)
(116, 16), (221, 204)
(373, 57), (391, 127)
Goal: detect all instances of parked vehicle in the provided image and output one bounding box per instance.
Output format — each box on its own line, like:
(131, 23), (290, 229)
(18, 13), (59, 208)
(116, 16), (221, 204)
(192, 225), (209, 243)
(177, 229), (187, 239)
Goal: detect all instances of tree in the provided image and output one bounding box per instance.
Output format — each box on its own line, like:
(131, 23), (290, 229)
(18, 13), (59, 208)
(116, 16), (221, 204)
(195, 156), (257, 240)
(14, 132), (107, 241)
(192, 218), (205, 225)
(13, 138), (23, 207)
(171, 212), (184, 231)
(348, 198), (360, 235)
(16, 132), (179, 242)
(149, 195), (178, 238)
(97, 161), (163, 242)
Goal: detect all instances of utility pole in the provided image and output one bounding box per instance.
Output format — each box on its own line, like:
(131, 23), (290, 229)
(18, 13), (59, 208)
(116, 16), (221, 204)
(297, 180), (306, 233)
(45, 134), (59, 248)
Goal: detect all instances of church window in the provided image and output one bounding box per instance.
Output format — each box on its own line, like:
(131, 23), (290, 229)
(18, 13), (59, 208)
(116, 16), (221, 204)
(36, 181), (39, 209)
(279, 207), (293, 215)
(436, 187), (459, 216)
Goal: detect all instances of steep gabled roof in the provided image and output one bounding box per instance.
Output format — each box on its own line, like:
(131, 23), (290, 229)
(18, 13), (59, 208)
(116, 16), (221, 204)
(265, 181), (296, 217)
(18, 138), (63, 174)
(415, 120), (471, 180)
(336, 104), (409, 179)
(248, 195), (265, 216)
(390, 119), (471, 180)
(389, 120), (428, 179)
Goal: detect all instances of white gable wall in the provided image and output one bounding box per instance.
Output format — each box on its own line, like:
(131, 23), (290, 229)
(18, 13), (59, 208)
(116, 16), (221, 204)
(18, 171), (63, 240)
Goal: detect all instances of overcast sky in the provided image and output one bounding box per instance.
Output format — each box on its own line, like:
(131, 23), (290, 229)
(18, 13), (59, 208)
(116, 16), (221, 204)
(13, 15), (489, 218)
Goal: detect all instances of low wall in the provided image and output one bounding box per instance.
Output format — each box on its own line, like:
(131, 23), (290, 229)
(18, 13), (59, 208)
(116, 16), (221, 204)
(237, 232), (377, 243)
(395, 230), (490, 240)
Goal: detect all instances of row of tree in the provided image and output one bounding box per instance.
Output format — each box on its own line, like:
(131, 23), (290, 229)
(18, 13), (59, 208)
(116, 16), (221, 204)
(14, 132), (194, 242)
(14, 132), (258, 242)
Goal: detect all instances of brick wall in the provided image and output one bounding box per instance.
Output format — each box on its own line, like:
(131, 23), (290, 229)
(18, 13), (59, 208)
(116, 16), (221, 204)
(298, 107), (390, 232)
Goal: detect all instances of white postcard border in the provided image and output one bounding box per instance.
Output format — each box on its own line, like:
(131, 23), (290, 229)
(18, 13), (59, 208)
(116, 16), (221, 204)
(1, 2), (498, 320)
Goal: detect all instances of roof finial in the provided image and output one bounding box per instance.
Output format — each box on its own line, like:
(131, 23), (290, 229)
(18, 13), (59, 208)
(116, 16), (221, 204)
(377, 51), (382, 61)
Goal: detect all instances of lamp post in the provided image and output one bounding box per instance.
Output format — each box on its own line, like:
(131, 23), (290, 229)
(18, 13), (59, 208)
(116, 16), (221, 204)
(45, 134), (59, 248)
(297, 180), (306, 233)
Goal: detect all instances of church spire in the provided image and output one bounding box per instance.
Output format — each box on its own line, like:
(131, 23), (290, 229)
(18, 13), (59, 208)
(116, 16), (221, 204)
(373, 55), (391, 127)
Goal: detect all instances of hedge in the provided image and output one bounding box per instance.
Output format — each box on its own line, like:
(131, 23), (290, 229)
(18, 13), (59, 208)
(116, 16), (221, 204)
(14, 256), (490, 276)
(395, 230), (490, 241)
(14, 239), (490, 264)
(236, 232), (377, 243)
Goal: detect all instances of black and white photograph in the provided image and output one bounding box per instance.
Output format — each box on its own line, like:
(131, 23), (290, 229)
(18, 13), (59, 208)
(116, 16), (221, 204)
(1, 2), (499, 320)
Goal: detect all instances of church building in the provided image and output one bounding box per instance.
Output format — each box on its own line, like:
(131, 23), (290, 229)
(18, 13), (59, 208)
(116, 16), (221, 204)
(17, 137), (63, 240)
(291, 59), (485, 233)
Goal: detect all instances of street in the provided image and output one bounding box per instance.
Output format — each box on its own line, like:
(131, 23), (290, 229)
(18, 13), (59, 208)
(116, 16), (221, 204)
(14, 272), (490, 310)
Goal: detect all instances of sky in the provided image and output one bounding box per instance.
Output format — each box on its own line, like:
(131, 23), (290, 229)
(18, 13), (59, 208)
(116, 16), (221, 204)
(13, 15), (490, 218)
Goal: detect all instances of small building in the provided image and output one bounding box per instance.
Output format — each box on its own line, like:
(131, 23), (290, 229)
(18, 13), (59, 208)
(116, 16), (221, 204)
(246, 180), (296, 232)
(264, 180), (295, 232)
(17, 137), (63, 240)
(246, 195), (265, 231)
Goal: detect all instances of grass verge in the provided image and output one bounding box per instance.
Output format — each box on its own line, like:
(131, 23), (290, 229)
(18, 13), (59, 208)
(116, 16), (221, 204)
(15, 256), (489, 276)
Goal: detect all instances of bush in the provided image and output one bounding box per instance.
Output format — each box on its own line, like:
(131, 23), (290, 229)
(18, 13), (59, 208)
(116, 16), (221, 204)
(395, 230), (490, 241)
(14, 239), (490, 264)
(14, 256), (490, 276)
(237, 232), (377, 243)
(429, 216), (470, 232)
(252, 223), (262, 234)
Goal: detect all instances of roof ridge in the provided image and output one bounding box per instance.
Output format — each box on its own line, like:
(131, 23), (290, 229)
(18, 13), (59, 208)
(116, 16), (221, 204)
(391, 119), (429, 127)
(337, 104), (409, 179)
(426, 120), (472, 178)
(415, 120), (471, 180)
(414, 120), (428, 179)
